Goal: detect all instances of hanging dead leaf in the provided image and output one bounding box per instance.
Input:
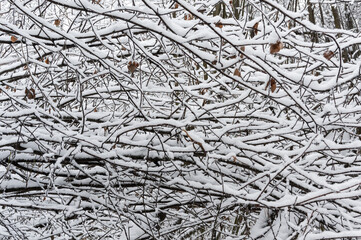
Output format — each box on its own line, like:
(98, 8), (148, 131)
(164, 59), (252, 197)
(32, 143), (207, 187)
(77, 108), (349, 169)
(25, 88), (35, 99)
(11, 36), (17, 43)
(94, 108), (98, 112)
(215, 21), (223, 29)
(44, 58), (50, 64)
(174, 3), (179, 9)
(229, 0), (233, 5)
(211, 59), (217, 65)
(265, 78), (277, 93)
(5, 85), (9, 89)
(127, 61), (139, 76)
(270, 40), (283, 54)
(240, 46), (245, 58)
(234, 68), (241, 77)
(184, 14), (193, 20)
(270, 78), (276, 93)
(54, 19), (61, 26)
(323, 50), (333, 60)
(253, 22), (259, 35)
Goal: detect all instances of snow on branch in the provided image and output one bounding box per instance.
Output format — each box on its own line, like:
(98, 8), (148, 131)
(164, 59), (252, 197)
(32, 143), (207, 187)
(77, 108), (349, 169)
(0, 0), (361, 239)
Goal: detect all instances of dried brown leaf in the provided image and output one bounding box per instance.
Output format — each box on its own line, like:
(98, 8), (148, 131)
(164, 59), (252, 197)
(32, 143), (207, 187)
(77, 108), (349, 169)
(240, 46), (245, 58)
(234, 68), (241, 77)
(270, 40), (283, 54)
(215, 21), (223, 29)
(25, 88), (35, 99)
(54, 19), (61, 26)
(253, 22), (259, 35)
(270, 78), (276, 93)
(11, 36), (17, 43)
(127, 61), (139, 74)
(184, 14), (193, 20)
(323, 50), (334, 60)
(265, 78), (277, 93)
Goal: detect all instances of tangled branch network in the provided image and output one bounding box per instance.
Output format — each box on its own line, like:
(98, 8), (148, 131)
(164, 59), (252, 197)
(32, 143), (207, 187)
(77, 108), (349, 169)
(0, 0), (361, 239)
